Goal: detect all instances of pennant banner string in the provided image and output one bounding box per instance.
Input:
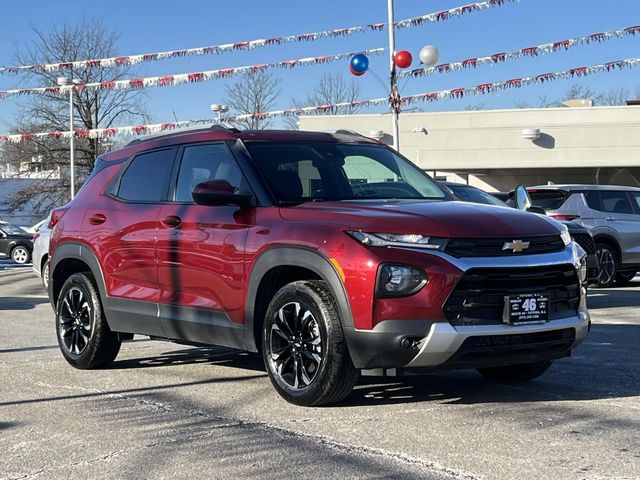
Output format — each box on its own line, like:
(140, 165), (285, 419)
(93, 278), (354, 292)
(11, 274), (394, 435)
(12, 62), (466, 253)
(0, 0), (518, 74)
(398, 24), (640, 79)
(0, 48), (385, 99)
(2, 56), (638, 144)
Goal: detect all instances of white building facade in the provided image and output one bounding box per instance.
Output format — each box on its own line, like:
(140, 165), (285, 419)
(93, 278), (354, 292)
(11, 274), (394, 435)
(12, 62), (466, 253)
(299, 105), (640, 191)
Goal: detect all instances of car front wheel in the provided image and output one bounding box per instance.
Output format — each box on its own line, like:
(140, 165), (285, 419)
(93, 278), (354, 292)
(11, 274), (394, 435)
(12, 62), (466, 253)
(55, 273), (121, 369)
(11, 245), (30, 264)
(262, 280), (359, 406)
(596, 243), (618, 288)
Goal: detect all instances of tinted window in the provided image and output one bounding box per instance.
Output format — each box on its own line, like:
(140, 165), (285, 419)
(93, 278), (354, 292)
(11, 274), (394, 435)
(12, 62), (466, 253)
(447, 184), (507, 207)
(175, 144), (249, 202)
(245, 142), (448, 202)
(584, 190), (601, 210)
(629, 192), (640, 213)
(600, 191), (634, 214)
(0, 223), (26, 235)
(117, 149), (175, 202)
(528, 190), (567, 210)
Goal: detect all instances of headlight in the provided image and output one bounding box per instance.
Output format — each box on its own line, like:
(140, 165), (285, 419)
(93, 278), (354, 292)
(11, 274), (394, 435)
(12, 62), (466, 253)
(579, 257), (588, 283)
(347, 231), (448, 250)
(560, 226), (572, 247)
(376, 264), (427, 297)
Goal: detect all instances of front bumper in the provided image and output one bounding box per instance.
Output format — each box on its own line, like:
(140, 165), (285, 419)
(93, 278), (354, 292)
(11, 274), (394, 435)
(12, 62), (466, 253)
(345, 309), (589, 369)
(344, 243), (590, 370)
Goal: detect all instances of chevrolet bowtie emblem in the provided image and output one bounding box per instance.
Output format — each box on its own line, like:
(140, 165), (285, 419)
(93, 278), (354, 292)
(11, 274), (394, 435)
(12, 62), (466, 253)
(502, 240), (530, 253)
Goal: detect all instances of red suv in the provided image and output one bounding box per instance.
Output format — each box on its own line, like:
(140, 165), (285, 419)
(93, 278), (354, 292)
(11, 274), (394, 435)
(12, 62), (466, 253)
(48, 126), (590, 406)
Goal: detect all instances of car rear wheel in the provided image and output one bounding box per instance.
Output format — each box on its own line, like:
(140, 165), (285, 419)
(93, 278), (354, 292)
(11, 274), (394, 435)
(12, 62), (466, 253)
(477, 360), (552, 383)
(262, 280), (359, 406)
(41, 260), (50, 290)
(55, 273), (121, 369)
(596, 243), (618, 288)
(616, 271), (637, 285)
(11, 245), (30, 264)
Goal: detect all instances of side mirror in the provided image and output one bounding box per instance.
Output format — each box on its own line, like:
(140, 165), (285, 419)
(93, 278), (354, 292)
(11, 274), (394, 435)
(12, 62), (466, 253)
(514, 184), (532, 211)
(192, 180), (252, 207)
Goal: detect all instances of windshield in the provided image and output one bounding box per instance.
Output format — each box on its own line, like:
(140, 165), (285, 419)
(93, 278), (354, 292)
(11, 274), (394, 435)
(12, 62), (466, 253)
(245, 142), (449, 203)
(447, 184), (507, 207)
(0, 222), (27, 235)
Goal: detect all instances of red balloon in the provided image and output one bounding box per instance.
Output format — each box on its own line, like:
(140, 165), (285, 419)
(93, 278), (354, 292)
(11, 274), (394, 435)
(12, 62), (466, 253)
(394, 50), (413, 69)
(349, 65), (365, 76)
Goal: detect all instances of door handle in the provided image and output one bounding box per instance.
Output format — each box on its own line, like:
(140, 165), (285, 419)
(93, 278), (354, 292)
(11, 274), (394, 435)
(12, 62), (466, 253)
(606, 216), (616, 221)
(89, 213), (107, 225)
(162, 215), (182, 228)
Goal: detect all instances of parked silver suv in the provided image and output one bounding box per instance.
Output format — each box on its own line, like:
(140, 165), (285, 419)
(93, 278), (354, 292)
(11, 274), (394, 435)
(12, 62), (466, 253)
(527, 185), (640, 287)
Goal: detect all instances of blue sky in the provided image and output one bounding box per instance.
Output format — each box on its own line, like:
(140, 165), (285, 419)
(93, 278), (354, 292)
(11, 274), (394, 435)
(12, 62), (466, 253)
(1, 0), (639, 131)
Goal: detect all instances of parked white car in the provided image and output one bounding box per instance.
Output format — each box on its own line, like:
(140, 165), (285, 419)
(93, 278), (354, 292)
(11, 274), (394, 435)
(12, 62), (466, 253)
(32, 214), (51, 289)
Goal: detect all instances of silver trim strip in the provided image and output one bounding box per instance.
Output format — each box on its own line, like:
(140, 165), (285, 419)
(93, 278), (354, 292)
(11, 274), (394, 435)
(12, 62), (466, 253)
(406, 310), (590, 367)
(401, 244), (580, 272)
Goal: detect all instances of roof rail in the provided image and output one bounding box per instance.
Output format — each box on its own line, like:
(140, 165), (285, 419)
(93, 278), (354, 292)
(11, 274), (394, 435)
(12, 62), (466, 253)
(125, 123), (240, 146)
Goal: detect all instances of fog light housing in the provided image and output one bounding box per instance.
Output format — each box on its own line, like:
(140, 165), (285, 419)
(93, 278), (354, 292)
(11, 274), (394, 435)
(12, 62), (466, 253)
(376, 264), (427, 298)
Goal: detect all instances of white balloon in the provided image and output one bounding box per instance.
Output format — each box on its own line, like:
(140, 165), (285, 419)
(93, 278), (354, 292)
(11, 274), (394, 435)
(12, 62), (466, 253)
(419, 45), (440, 66)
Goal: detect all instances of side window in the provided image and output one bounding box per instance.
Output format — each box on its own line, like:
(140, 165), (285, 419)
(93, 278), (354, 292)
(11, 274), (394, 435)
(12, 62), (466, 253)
(584, 191), (601, 211)
(117, 149), (175, 202)
(628, 191), (640, 214)
(600, 191), (634, 214)
(175, 144), (249, 202)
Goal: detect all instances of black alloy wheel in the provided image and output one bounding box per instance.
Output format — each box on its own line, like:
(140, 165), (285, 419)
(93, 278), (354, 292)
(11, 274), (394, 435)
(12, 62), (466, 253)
(263, 280), (359, 406)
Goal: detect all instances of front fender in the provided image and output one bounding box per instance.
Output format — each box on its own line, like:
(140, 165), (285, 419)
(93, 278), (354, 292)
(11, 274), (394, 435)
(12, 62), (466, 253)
(243, 246), (354, 352)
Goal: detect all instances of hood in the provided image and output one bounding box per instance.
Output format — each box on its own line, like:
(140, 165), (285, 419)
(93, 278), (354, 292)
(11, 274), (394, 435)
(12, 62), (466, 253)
(279, 200), (562, 238)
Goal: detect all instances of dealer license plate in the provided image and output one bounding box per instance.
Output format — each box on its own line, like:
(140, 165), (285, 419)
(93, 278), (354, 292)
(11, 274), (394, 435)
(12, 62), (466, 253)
(504, 293), (549, 325)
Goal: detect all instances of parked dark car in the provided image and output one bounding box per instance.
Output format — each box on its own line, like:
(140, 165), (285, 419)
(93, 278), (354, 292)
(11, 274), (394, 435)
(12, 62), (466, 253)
(48, 127), (590, 406)
(442, 182), (599, 285)
(0, 221), (33, 264)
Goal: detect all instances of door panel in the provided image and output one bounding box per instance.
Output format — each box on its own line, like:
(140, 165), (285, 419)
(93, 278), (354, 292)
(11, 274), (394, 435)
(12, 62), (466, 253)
(85, 197), (161, 302)
(156, 204), (251, 324)
(156, 142), (254, 325)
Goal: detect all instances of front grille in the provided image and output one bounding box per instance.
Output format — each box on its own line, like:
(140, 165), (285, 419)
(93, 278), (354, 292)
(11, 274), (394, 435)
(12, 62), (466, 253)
(444, 265), (580, 325)
(571, 232), (596, 255)
(443, 328), (576, 367)
(444, 235), (564, 258)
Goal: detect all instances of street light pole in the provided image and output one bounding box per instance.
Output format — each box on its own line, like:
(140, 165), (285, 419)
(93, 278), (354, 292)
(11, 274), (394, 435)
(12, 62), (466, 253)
(387, 0), (401, 152)
(57, 77), (79, 199)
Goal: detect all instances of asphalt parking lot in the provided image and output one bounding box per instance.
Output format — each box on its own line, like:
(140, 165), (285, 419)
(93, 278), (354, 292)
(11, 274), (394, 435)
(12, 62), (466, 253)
(1, 264), (639, 480)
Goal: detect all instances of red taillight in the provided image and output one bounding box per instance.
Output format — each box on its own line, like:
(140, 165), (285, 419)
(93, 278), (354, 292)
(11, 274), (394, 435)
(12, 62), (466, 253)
(550, 214), (580, 221)
(48, 208), (69, 229)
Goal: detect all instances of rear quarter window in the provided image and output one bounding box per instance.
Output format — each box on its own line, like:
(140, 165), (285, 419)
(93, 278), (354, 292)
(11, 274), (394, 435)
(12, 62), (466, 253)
(528, 190), (568, 210)
(116, 148), (176, 202)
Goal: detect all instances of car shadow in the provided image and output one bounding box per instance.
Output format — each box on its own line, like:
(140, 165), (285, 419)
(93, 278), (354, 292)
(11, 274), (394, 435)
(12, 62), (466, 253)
(111, 346), (266, 373)
(0, 296), (49, 310)
(109, 323), (640, 407)
(587, 284), (640, 309)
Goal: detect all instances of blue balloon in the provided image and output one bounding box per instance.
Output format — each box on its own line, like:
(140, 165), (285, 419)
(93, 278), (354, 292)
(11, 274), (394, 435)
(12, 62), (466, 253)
(350, 54), (369, 74)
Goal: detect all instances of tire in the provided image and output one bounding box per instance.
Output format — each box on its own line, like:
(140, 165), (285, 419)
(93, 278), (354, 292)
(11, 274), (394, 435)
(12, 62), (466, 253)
(55, 272), (121, 369)
(616, 271), (637, 285)
(477, 360), (552, 383)
(11, 245), (31, 264)
(262, 280), (359, 406)
(41, 260), (50, 290)
(595, 243), (618, 288)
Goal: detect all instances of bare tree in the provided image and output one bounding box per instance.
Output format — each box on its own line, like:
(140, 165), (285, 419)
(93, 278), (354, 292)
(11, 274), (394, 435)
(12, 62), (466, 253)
(464, 103), (486, 111)
(601, 87), (630, 106)
(285, 73), (361, 129)
(3, 17), (148, 216)
(224, 71), (281, 130)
